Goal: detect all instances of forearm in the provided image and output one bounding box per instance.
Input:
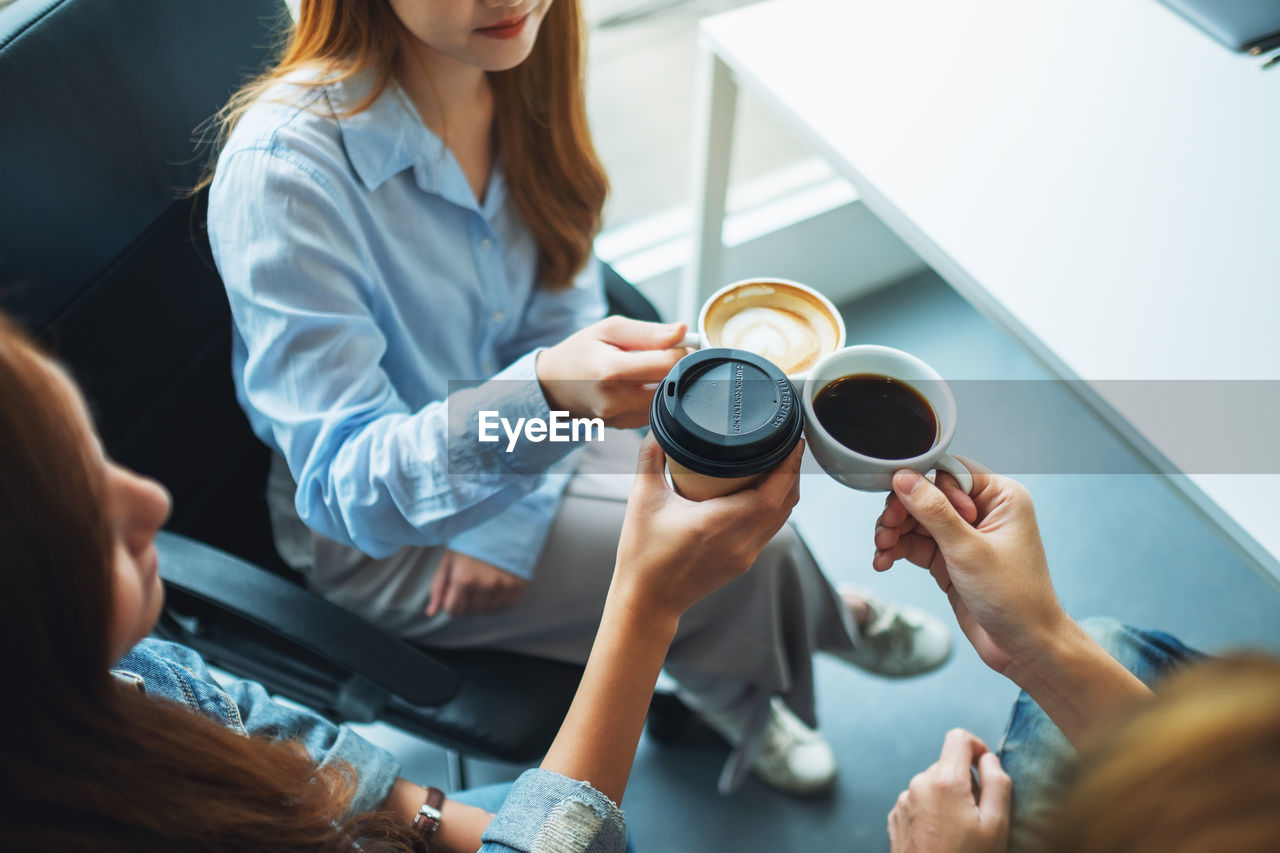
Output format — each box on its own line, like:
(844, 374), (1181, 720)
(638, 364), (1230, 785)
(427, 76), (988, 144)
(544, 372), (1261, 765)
(1006, 618), (1153, 747)
(540, 582), (679, 803)
(383, 778), (493, 853)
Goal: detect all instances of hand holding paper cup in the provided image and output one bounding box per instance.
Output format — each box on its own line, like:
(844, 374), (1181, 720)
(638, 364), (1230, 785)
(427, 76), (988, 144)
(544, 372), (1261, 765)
(679, 278), (846, 380)
(801, 345), (973, 493)
(649, 349), (803, 501)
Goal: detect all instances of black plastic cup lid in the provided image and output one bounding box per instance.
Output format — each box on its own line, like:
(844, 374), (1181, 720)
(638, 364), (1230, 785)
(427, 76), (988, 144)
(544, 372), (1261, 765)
(649, 348), (803, 478)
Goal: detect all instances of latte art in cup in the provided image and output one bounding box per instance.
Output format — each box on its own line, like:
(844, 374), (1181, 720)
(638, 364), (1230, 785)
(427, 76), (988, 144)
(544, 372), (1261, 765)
(718, 306), (826, 376)
(702, 280), (842, 376)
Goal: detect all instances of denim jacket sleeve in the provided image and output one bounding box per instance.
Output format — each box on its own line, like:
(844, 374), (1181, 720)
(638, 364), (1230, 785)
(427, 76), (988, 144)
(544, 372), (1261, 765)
(481, 769), (627, 853)
(112, 641), (629, 849)
(112, 638), (400, 818)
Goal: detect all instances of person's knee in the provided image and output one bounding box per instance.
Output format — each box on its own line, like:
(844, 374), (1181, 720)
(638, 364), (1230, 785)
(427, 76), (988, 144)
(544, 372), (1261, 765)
(1079, 616), (1128, 650)
(750, 522), (804, 577)
(1080, 614), (1121, 640)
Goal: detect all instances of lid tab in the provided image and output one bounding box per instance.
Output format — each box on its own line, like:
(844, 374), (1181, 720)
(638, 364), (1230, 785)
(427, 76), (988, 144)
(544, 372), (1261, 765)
(649, 348), (802, 478)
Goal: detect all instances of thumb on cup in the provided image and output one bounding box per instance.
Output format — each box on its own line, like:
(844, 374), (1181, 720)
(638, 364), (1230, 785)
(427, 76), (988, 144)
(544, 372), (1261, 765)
(634, 433), (668, 478)
(677, 331), (702, 349)
(892, 468), (974, 550)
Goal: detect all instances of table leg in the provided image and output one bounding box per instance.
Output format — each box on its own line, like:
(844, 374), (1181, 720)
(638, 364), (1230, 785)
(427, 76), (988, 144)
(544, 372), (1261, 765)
(680, 41), (739, 324)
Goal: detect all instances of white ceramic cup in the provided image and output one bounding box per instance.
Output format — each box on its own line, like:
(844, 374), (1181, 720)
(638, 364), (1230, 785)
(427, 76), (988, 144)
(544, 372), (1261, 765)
(801, 345), (973, 493)
(678, 278), (846, 380)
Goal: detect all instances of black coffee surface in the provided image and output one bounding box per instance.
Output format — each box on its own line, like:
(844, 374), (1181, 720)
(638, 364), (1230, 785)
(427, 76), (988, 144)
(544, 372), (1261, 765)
(813, 374), (937, 459)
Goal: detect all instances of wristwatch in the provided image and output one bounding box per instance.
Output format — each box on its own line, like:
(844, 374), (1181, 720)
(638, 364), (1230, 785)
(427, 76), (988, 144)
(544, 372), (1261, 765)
(412, 786), (445, 849)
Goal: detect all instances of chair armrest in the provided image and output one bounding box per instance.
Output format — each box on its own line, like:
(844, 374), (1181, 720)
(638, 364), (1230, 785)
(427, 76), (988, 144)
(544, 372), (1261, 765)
(155, 531), (458, 707)
(603, 262), (661, 323)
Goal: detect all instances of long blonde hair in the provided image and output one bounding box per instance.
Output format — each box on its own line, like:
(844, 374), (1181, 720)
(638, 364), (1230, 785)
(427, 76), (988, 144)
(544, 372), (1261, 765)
(205, 0), (607, 289)
(1044, 653), (1280, 852)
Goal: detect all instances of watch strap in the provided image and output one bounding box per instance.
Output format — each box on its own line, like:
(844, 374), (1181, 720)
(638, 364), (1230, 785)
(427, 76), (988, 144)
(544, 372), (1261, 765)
(412, 785), (445, 849)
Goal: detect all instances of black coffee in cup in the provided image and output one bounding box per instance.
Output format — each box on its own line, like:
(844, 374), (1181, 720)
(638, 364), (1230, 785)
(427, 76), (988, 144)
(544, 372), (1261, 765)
(812, 373), (937, 460)
(650, 349), (803, 501)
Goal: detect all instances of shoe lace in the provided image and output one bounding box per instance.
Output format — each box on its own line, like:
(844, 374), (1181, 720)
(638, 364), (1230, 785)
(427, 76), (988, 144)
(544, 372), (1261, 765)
(762, 698), (820, 755)
(862, 606), (917, 660)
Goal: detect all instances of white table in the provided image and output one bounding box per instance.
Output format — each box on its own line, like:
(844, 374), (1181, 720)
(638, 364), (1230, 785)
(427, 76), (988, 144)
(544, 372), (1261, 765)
(684, 0), (1280, 583)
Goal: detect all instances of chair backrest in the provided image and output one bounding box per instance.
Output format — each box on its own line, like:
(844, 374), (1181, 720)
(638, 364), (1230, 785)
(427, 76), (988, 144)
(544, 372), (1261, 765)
(0, 0), (289, 571)
(0, 0), (663, 575)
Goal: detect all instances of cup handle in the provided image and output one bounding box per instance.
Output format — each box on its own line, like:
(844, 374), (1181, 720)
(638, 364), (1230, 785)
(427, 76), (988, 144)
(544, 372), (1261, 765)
(934, 454), (973, 494)
(678, 331), (702, 349)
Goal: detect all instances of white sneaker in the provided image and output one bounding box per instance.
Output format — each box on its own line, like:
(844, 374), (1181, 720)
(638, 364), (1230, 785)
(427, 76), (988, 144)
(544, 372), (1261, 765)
(701, 698), (838, 796)
(831, 587), (952, 677)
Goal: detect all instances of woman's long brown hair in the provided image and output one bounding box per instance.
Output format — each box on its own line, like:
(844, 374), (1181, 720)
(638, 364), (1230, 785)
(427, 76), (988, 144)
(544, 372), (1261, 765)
(0, 315), (420, 852)
(1042, 654), (1280, 852)
(204, 0), (607, 290)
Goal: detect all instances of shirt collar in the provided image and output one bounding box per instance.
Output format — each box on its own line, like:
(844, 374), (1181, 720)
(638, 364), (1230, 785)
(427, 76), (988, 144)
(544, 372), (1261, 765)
(328, 71), (507, 215)
(329, 70), (443, 193)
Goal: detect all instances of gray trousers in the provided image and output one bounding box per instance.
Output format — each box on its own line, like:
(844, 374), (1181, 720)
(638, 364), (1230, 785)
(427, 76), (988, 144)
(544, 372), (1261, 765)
(269, 430), (857, 788)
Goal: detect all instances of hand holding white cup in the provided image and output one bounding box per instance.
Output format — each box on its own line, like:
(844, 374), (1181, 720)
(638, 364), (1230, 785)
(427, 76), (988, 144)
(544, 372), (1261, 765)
(801, 345), (973, 494)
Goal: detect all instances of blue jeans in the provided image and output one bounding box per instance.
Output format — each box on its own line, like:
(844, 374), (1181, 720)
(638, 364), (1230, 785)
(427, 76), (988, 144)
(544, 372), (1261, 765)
(997, 617), (1202, 852)
(452, 782), (638, 853)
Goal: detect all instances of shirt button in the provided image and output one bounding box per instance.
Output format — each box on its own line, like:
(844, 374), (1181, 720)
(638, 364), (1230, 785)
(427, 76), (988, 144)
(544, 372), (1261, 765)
(479, 237), (494, 251)
(491, 310), (504, 323)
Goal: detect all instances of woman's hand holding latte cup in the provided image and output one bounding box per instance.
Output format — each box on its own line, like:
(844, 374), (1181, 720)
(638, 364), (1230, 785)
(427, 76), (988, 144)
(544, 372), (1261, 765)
(611, 434), (805, 627)
(872, 461), (1070, 679)
(536, 317), (692, 428)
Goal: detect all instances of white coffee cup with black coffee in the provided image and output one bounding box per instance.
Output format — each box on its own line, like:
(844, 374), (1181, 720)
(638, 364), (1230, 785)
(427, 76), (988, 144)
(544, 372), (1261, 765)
(801, 345), (973, 493)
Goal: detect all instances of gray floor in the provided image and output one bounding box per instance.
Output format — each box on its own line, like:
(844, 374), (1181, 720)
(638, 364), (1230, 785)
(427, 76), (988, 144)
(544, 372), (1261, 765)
(356, 270), (1280, 852)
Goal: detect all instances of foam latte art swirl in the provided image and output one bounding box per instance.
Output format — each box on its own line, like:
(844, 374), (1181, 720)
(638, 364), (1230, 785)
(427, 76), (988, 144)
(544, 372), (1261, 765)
(718, 306), (824, 375)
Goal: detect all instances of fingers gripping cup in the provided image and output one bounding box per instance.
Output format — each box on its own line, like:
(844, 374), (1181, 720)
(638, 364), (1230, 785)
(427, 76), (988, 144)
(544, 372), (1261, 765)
(650, 349), (804, 501)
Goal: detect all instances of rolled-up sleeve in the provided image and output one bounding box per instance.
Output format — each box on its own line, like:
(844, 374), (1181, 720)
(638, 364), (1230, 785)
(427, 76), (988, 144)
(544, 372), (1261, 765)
(481, 770), (628, 853)
(215, 672), (401, 818)
(121, 639), (400, 819)
(210, 147), (582, 558)
(445, 453), (578, 578)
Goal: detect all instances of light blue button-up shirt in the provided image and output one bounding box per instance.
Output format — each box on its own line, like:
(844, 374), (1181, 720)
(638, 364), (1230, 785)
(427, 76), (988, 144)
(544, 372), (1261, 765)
(207, 72), (606, 576)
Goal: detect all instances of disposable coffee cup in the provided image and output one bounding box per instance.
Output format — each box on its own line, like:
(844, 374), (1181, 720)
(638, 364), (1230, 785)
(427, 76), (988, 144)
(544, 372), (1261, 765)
(678, 278), (846, 381)
(801, 345), (973, 493)
(650, 348), (804, 501)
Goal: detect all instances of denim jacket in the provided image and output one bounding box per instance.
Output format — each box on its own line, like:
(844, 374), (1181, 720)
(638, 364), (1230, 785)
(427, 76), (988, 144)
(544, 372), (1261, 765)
(113, 639), (626, 852)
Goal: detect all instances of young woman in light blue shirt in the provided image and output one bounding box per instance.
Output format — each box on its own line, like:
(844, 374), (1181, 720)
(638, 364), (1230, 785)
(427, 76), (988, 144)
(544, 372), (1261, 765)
(206, 0), (954, 795)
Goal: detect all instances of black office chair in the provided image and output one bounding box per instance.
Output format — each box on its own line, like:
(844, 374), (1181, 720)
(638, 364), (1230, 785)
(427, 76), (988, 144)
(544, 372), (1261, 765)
(0, 0), (661, 788)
